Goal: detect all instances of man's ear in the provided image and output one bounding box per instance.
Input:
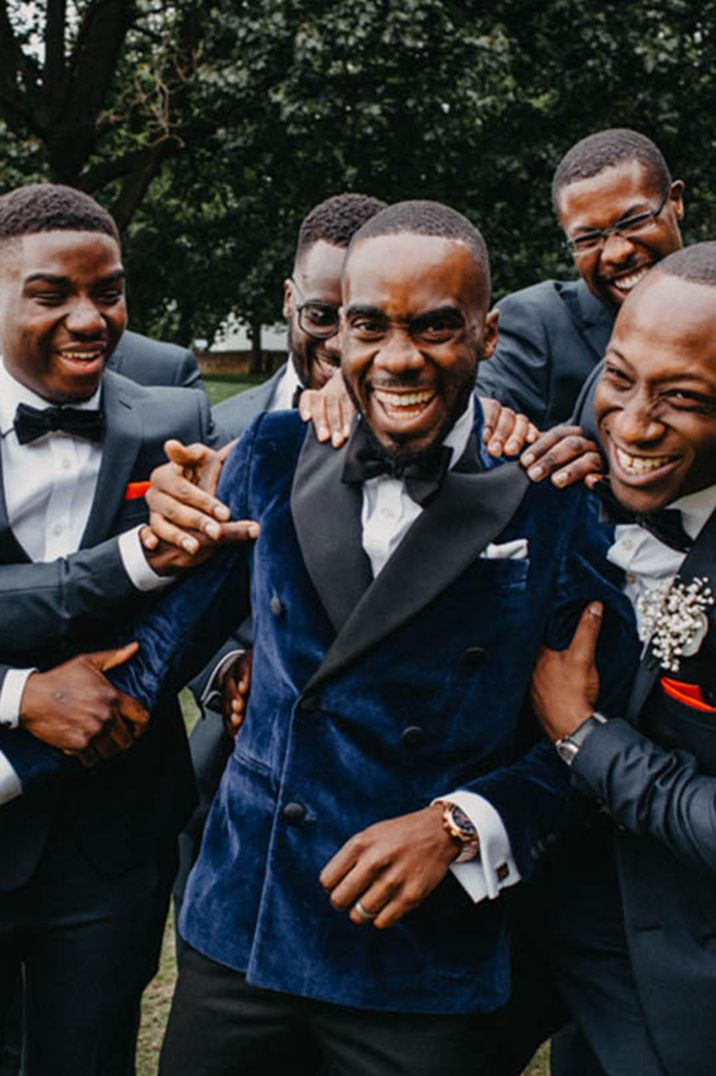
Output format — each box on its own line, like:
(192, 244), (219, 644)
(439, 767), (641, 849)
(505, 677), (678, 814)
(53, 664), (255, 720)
(282, 278), (293, 320)
(670, 179), (686, 221)
(481, 307), (500, 362)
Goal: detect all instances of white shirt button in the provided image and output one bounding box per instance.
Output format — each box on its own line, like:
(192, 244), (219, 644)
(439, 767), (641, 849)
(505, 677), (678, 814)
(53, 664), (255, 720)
(622, 538), (634, 552)
(626, 572), (637, 585)
(52, 522), (64, 536)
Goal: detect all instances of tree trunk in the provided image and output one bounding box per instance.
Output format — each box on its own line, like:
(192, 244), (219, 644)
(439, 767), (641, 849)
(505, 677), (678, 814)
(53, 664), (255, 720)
(247, 322), (263, 375)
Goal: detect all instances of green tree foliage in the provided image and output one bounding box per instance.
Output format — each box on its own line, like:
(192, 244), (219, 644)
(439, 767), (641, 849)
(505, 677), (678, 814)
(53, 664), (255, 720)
(2, 0), (716, 343)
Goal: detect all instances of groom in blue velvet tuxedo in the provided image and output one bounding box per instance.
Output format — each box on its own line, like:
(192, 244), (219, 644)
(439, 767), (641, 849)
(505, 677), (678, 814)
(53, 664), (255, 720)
(99, 201), (638, 1076)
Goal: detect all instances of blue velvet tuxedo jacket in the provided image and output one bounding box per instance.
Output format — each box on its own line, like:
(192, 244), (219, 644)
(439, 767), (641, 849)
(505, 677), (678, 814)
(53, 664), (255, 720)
(112, 404), (638, 1014)
(0, 371), (212, 891)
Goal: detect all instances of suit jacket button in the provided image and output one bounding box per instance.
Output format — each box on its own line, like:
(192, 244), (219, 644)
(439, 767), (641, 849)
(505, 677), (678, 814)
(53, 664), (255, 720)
(298, 694), (319, 714)
(282, 801), (306, 824)
(464, 646), (487, 666)
(401, 725), (424, 748)
(270, 595), (285, 617)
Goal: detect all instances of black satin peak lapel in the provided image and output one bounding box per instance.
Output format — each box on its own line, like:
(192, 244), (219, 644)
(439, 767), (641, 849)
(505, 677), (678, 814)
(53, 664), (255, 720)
(291, 426), (372, 634)
(305, 460), (530, 691)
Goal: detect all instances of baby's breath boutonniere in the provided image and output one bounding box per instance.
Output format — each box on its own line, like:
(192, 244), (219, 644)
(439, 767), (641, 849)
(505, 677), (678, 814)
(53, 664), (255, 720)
(636, 577), (714, 672)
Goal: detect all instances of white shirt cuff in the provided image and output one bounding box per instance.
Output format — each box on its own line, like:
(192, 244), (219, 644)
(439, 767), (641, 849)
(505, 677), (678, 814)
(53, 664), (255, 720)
(434, 790), (521, 903)
(200, 649), (245, 713)
(118, 526), (171, 592)
(0, 752), (22, 805)
(0, 667), (35, 729)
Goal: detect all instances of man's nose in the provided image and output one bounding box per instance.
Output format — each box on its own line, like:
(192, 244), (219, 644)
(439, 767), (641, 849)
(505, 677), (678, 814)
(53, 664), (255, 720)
(65, 298), (105, 335)
(613, 394), (663, 445)
(374, 330), (424, 373)
(599, 230), (636, 267)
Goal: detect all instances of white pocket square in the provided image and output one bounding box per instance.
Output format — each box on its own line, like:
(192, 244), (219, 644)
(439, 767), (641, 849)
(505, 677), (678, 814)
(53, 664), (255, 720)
(480, 538), (529, 560)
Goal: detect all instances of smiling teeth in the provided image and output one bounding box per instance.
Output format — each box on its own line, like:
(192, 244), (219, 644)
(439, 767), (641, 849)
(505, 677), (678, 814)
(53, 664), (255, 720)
(60, 350), (103, 360)
(616, 447), (671, 473)
(613, 267), (649, 291)
(373, 390), (433, 408)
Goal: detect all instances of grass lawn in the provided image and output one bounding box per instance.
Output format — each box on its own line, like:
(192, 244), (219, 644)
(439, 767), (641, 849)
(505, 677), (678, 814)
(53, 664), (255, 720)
(135, 377), (551, 1074)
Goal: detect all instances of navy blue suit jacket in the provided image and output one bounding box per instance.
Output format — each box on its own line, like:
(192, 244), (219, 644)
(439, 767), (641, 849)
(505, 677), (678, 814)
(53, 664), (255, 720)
(476, 279), (615, 428)
(107, 329), (203, 392)
(108, 406), (638, 1014)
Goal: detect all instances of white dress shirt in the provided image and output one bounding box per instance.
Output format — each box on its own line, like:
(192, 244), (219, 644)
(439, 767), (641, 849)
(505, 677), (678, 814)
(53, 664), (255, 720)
(0, 360), (167, 803)
(270, 356), (303, 412)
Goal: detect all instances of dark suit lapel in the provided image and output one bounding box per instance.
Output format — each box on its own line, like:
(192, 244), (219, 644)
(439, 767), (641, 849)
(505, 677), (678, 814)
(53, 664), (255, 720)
(574, 281), (615, 361)
(305, 458), (530, 691)
(80, 372), (142, 548)
(627, 504), (716, 723)
(291, 426), (373, 635)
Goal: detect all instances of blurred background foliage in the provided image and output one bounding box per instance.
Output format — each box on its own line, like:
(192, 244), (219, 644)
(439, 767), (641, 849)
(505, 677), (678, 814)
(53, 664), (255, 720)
(0, 0), (714, 344)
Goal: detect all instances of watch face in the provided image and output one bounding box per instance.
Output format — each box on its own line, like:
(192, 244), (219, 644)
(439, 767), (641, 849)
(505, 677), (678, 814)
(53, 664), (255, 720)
(451, 805), (477, 838)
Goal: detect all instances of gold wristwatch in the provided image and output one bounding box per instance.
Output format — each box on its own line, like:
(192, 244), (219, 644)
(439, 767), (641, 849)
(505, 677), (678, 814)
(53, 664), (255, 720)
(436, 801), (480, 863)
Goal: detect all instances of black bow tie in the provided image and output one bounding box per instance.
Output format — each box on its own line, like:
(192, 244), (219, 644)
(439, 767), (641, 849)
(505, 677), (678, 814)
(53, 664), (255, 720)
(291, 384), (307, 409)
(342, 422), (452, 506)
(13, 402), (104, 445)
(594, 479), (692, 553)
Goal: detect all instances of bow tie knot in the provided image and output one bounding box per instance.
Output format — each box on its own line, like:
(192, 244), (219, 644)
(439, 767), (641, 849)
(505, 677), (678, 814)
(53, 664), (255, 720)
(342, 423), (452, 506)
(594, 480), (692, 553)
(13, 402), (104, 445)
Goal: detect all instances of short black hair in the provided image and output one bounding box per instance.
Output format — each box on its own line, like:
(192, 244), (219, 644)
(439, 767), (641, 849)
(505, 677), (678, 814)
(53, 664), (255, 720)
(652, 242), (716, 290)
(350, 199), (490, 292)
(0, 183), (120, 245)
(552, 129), (672, 213)
(295, 193), (387, 263)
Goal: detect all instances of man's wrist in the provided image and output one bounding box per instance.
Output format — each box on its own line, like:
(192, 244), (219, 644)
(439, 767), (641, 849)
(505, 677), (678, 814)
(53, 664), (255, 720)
(434, 800), (480, 863)
(555, 712), (607, 766)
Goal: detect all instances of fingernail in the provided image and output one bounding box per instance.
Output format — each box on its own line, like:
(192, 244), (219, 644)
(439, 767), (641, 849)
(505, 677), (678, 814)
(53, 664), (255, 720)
(248, 524), (260, 539)
(182, 537), (198, 554)
(213, 505), (230, 521)
(522, 452), (535, 466)
(489, 440), (502, 454)
(553, 472), (567, 486)
(332, 432), (342, 446)
(589, 602), (603, 617)
(318, 426), (329, 441)
(506, 440), (519, 455)
(206, 522), (220, 540)
(528, 465), (544, 480)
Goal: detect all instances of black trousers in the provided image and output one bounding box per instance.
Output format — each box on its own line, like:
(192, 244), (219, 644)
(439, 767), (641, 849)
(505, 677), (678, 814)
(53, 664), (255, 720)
(0, 820), (176, 1076)
(160, 944), (524, 1076)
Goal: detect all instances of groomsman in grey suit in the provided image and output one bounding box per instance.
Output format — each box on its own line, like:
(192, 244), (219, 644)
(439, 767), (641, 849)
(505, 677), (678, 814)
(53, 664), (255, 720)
(477, 128), (684, 428)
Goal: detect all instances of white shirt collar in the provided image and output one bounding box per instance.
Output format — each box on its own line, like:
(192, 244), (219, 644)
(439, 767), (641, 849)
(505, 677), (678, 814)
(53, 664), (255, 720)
(269, 355), (303, 413)
(0, 358), (102, 437)
(442, 397), (475, 471)
(669, 484), (716, 540)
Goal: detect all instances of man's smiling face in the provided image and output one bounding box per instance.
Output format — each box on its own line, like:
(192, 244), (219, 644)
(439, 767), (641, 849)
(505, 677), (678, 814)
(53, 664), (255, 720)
(340, 232), (497, 457)
(595, 272), (716, 513)
(0, 229), (126, 403)
(283, 239), (344, 390)
(558, 160), (683, 310)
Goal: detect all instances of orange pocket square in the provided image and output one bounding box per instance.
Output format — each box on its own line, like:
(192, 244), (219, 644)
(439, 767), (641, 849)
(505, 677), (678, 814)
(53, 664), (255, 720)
(661, 677), (716, 713)
(124, 480), (150, 501)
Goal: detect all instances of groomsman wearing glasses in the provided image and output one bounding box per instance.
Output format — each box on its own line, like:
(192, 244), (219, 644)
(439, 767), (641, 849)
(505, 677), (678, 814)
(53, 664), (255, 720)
(476, 128), (684, 428)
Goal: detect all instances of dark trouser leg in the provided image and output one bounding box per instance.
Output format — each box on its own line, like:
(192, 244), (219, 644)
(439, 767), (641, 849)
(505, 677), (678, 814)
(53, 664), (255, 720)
(0, 935), (24, 1076)
(159, 945), (321, 1076)
(0, 825), (177, 1076)
(161, 944), (509, 1076)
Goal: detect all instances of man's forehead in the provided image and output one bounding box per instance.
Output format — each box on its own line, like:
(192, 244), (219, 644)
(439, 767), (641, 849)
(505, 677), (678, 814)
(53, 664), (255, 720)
(4, 230), (122, 277)
(613, 274), (716, 365)
(294, 240), (345, 297)
(343, 233), (485, 305)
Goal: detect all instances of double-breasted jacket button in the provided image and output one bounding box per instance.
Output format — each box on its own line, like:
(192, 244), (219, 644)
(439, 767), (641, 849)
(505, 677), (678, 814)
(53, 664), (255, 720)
(401, 725), (424, 748)
(297, 693), (319, 714)
(282, 801), (306, 824)
(269, 595), (285, 617)
(464, 646), (487, 666)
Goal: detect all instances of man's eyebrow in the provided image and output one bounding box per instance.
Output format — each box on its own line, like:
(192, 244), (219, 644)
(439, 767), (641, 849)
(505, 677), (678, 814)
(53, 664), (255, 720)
(345, 304), (386, 319)
(410, 305), (464, 325)
(607, 346), (716, 387)
(24, 269), (126, 285)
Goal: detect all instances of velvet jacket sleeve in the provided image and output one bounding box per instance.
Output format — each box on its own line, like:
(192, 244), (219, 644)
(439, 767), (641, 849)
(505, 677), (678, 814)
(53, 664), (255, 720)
(460, 491), (639, 879)
(108, 423), (257, 713)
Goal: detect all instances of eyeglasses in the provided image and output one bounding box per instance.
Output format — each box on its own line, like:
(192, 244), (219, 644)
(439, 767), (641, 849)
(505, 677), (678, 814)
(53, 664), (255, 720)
(290, 279), (340, 340)
(565, 191), (670, 256)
